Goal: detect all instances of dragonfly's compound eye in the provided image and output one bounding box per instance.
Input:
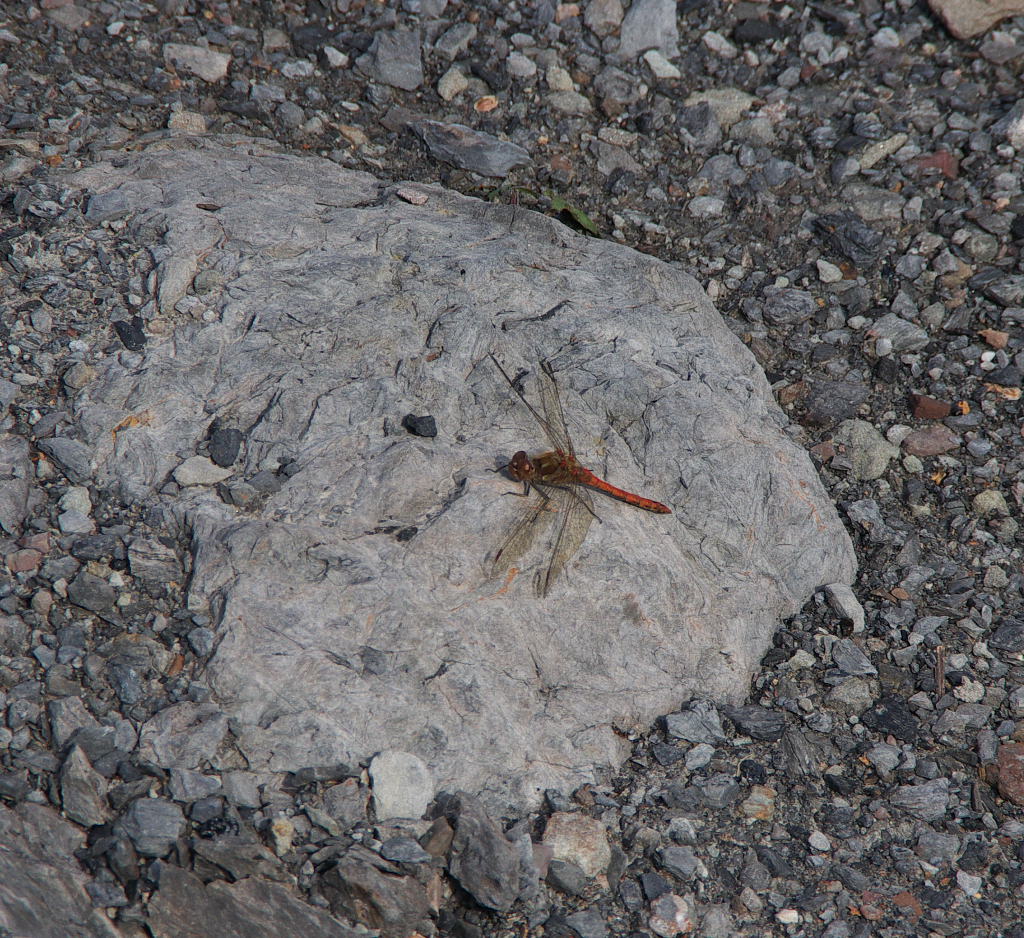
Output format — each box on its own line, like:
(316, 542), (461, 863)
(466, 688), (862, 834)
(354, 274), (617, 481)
(508, 451), (533, 481)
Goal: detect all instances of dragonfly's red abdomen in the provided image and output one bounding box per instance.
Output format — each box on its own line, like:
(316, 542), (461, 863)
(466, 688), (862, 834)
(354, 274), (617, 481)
(573, 465), (672, 514)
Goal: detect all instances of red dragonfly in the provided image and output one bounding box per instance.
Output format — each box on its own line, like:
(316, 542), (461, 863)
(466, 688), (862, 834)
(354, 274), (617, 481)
(489, 353), (671, 597)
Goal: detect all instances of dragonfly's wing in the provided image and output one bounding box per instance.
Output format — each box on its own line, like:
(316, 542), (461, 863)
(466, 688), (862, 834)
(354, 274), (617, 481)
(537, 361), (574, 456)
(490, 353), (571, 455)
(540, 483), (595, 598)
(491, 490), (557, 580)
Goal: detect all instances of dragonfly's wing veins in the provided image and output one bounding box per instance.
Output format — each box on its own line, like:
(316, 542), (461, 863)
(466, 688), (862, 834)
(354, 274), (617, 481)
(492, 490), (557, 579)
(541, 484), (595, 598)
(537, 360), (573, 455)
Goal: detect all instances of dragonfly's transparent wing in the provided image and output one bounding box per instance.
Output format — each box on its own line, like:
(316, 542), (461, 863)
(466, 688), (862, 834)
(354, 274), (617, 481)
(537, 360), (574, 456)
(491, 489), (558, 580)
(490, 353), (571, 455)
(540, 483), (595, 598)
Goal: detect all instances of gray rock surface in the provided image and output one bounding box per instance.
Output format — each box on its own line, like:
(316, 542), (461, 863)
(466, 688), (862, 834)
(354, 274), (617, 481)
(0, 801), (121, 937)
(0, 434), (31, 535)
(61, 139), (855, 811)
(147, 863), (360, 938)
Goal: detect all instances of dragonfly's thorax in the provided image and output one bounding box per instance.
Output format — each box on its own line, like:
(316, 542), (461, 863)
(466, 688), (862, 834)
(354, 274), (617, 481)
(532, 450), (574, 484)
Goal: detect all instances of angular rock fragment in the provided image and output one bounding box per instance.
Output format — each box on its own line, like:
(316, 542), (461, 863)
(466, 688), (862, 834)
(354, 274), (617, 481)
(446, 791), (521, 911)
(115, 797), (185, 857)
(321, 855), (433, 938)
(59, 745), (113, 827)
(147, 863), (357, 938)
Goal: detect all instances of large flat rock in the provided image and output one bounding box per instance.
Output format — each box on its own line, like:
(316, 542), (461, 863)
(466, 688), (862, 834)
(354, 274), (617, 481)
(0, 801), (121, 937)
(63, 138), (855, 811)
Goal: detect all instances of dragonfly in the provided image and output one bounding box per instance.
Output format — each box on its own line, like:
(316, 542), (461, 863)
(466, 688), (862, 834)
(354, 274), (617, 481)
(489, 353), (671, 598)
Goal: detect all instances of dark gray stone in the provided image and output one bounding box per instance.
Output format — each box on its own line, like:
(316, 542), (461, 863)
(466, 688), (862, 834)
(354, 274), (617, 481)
(0, 801), (122, 937)
(169, 768), (222, 803)
(659, 844), (700, 879)
(59, 745), (113, 827)
(446, 791), (521, 911)
(84, 879), (128, 908)
(380, 835), (431, 864)
(36, 437), (94, 484)
(66, 572), (116, 612)
(321, 856), (432, 938)
(115, 797), (186, 857)
(831, 638), (877, 676)
(209, 427), (244, 466)
(412, 120), (531, 177)
(355, 28), (423, 91)
(662, 699), (726, 742)
(546, 857), (587, 896)
(565, 909), (608, 938)
(762, 287), (817, 326)
(147, 863), (360, 938)
(724, 705), (787, 741)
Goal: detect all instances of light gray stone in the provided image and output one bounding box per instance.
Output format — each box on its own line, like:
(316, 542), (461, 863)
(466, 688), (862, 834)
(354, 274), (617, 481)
(60, 140), (855, 812)
(355, 29), (423, 91)
(618, 0), (679, 60)
(869, 313), (929, 352)
(891, 778), (950, 820)
(157, 253), (198, 315)
(825, 583), (866, 633)
(137, 702), (229, 769)
(370, 750), (433, 820)
(163, 43), (231, 82)
(831, 419), (900, 481)
(222, 770), (261, 808)
(0, 435), (31, 535)
(173, 455), (234, 486)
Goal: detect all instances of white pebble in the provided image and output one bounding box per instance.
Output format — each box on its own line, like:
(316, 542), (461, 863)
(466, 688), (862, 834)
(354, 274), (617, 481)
(702, 30), (738, 59)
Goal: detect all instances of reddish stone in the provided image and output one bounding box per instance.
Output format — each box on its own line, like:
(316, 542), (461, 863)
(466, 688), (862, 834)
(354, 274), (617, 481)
(6, 549), (42, 574)
(892, 891), (922, 922)
(859, 898), (883, 921)
(909, 392), (951, 419)
(18, 532), (51, 554)
(908, 149), (959, 179)
(996, 742), (1024, 806)
(777, 380), (806, 406)
(810, 441), (836, 461)
(979, 328), (1009, 350)
(902, 426), (961, 457)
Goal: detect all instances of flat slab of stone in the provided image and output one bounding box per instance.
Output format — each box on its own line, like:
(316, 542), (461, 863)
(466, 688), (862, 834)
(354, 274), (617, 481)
(0, 801), (121, 937)
(61, 138), (855, 811)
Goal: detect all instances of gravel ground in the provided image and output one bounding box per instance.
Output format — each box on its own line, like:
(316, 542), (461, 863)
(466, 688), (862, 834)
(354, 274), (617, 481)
(3, 1), (1024, 936)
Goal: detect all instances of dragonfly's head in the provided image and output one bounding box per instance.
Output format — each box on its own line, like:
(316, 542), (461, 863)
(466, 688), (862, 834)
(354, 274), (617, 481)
(508, 451), (535, 482)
